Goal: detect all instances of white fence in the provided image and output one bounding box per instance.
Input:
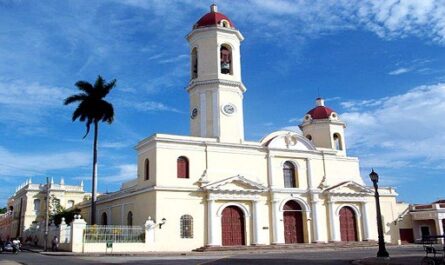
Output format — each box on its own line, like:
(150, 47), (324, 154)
(22, 216), (156, 253)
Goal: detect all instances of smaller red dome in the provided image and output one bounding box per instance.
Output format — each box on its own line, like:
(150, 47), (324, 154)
(194, 4), (234, 29)
(307, 106), (334, 119)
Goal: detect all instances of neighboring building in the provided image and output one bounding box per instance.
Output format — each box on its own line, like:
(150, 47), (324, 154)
(0, 178), (87, 240)
(397, 200), (445, 244)
(76, 4), (404, 252)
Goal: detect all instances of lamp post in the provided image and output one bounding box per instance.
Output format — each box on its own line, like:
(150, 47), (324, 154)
(369, 169), (389, 258)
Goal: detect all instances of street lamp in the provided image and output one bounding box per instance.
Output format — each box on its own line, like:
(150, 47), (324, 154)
(369, 169), (389, 258)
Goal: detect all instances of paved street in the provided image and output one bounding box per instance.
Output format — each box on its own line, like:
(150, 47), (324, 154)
(0, 246), (425, 265)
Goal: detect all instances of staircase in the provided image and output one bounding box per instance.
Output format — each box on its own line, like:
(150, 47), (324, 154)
(194, 241), (380, 252)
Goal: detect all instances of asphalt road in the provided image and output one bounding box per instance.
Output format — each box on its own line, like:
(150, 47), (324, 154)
(0, 246), (424, 265)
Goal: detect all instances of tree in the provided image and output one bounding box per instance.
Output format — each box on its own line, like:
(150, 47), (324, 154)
(64, 75), (115, 225)
(0, 207), (6, 214)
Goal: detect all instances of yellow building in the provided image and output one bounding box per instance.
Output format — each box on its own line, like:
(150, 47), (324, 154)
(77, 4), (403, 251)
(1, 178), (87, 240)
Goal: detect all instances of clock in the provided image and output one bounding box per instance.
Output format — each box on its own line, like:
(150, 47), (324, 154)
(191, 108), (198, 119)
(222, 103), (236, 115)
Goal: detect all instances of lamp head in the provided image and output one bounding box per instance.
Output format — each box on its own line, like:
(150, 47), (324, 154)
(369, 168), (379, 183)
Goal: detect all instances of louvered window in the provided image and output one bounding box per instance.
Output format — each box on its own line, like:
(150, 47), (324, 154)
(177, 156), (189, 179)
(144, 159), (149, 180)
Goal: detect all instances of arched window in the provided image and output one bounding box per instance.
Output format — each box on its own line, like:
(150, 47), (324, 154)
(191, 47), (198, 79)
(220, 44), (232, 75)
(101, 212), (108, 225)
(306, 134), (312, 141)
(220, 20), (230, 28)
(144, 159), (150, 180)
(333, 133), (342, 150)
(283, 161), (297, 188)
(127, 211), (133, 226)
(180, 215), (193, 238)
(177, 156), (189, 179)
(33, 199), (40, 211)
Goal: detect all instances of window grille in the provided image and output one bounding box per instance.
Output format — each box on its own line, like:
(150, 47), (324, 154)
(180, 215), (193, 238)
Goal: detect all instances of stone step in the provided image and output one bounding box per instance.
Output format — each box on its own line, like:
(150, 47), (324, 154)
(194, 241), (381, 252)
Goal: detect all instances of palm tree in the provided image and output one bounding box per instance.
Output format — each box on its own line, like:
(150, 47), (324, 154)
(64, 75), (115, 225)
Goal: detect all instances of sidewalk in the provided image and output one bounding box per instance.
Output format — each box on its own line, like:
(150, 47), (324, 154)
(353, 255), (424, 265)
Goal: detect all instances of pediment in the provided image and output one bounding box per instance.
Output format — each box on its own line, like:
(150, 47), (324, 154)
(202, 175), (267, 193)
(260, 130), (316, 151)
(324, 181), (373, 195)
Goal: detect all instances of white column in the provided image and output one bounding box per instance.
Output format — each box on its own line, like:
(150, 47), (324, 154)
(272, 199), (284, 244)
(435, 218), (444, 244)
(361, 202), (371, 241)
(252, 200), (264, 245)
(200, 92), (207, 137)
(70, 216), (87, 253)
(207, 199), (218, 246)
(212, 91), (219, 137)
(145, 216), (155, 245)
(306, 158), (313, 189)
(267, 154), (275, 188)
(311, 194), (322, 243)
(328, 201), (341, 242)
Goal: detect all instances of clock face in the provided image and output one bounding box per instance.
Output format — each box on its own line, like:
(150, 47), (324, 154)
(191, 108), (198, 119)
(222, 104), (236, 115)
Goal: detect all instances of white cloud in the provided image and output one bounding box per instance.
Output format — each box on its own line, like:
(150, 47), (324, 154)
(340, 83), (445, 169)
(120, 100), (181, 113)
(388, 67), (412, 75)
(0, 146), (90, 178)
(214, 0), (445, 45)
(102, 164), (137, 183)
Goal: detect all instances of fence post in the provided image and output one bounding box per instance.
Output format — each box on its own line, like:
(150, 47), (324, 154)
(145, 216), (155, 245)
(59, 217), (67, 244)
(71, 215), (87, 252)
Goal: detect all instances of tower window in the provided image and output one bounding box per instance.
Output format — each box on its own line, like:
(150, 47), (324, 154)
(191, 48), (198, 79)
(220, 20), (230, 28)
(177, 156), (189, 179)
(306, 134), (312, 141)
(283, 161), (298, 188)
(144, 159), (150, 180)
(333, 133), (343, 150)
(220, 45), (232, 75)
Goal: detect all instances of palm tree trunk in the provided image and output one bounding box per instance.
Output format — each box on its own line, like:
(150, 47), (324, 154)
(91, 121), (99, 225)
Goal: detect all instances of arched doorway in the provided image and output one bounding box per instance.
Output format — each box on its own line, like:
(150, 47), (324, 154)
(339, 206), (357, 241)
(221, 206), (245, 246)
(283, 200), (304, 243)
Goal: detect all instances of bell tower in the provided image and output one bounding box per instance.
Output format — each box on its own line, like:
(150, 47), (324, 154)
(186, 4), (246, 143)
(299, 98), (347, 155)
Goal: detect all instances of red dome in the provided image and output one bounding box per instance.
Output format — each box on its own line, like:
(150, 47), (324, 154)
(307, 106), (335, 119)
(194, 5), (234, 29)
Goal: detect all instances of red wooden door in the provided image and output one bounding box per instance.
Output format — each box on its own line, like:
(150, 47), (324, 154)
(283, 201), (304, 244)
(221, 206), (245, 246)
(339, 206), (357, 241)
(399, 228), (414, 244)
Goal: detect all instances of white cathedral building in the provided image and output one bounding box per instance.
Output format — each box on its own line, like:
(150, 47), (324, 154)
(77, 4), (404, 251)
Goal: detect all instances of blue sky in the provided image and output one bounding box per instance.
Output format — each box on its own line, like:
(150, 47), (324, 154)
(1, 0), (445, 205)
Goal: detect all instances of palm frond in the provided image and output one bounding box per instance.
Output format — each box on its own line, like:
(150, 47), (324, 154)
(83, 119), (93, 139)
(100, 79), (116, 98)
(100, 100), (114, 123)
(94, 75), (105, 93)
(75, 81), (94, 95)
(64, 93), (88, 105)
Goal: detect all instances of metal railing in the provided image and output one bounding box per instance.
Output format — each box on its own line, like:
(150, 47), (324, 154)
(84, 225), (145, 243)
